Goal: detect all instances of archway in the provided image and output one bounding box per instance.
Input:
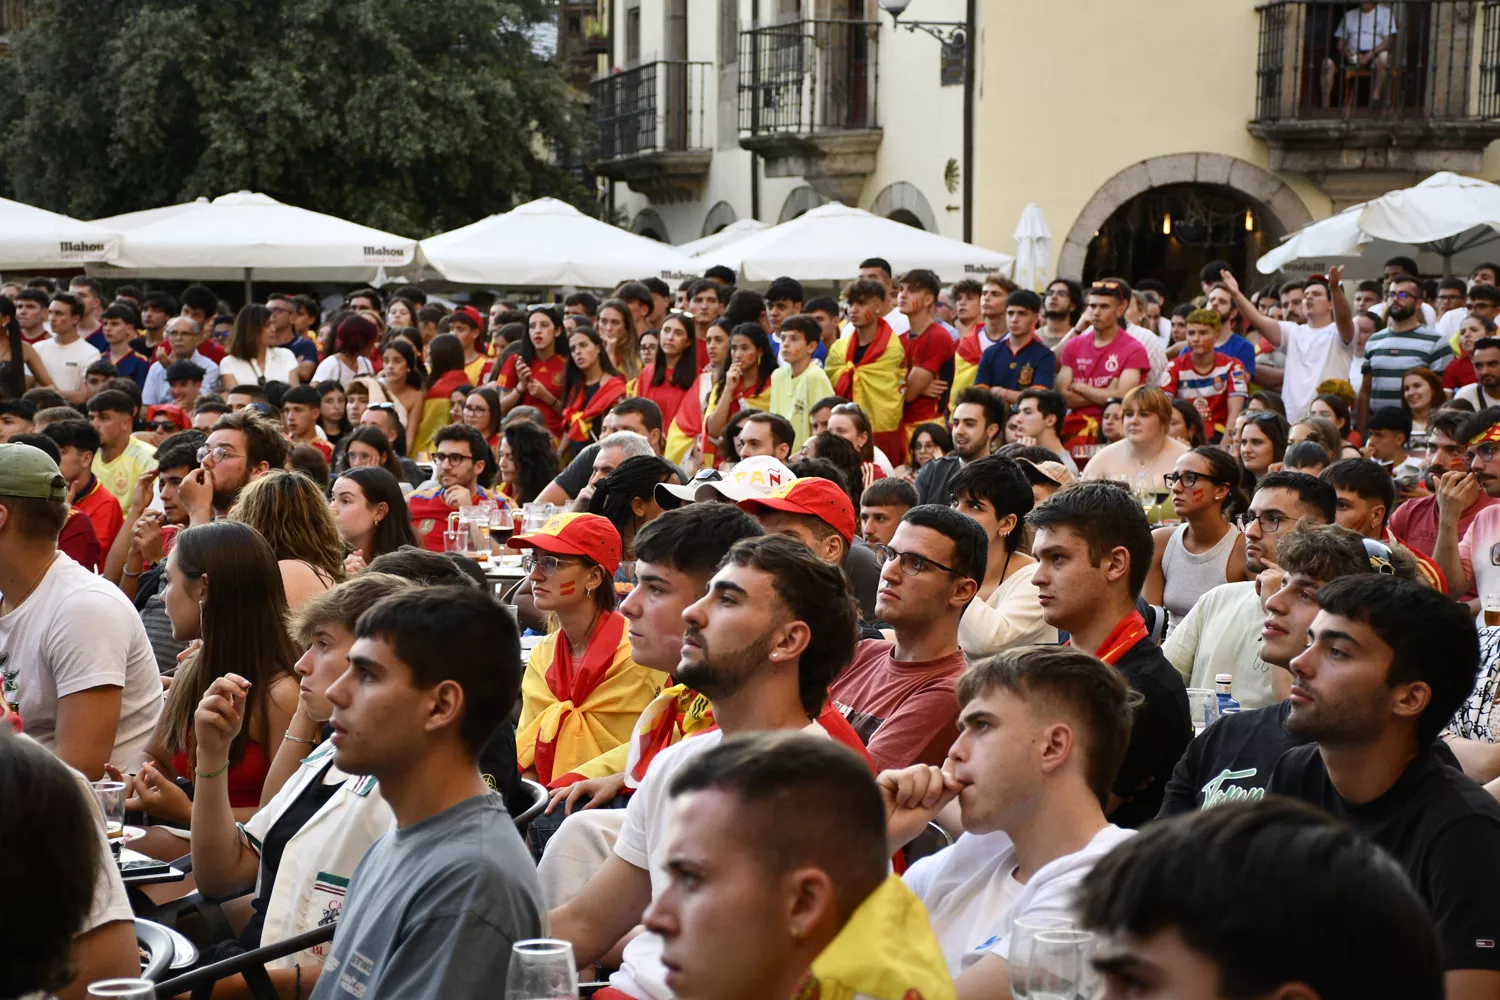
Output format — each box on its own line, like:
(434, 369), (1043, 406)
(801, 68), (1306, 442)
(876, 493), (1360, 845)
(1058, 153), (1314, 299)
(631, 207), (670, 243)
(701, 201), (738, 237)
(870, 181), (937, 232)
(778, 185), (825, 223)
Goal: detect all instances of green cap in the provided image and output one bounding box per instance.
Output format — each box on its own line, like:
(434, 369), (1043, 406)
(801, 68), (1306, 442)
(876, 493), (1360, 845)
(0, 443), (68, 502)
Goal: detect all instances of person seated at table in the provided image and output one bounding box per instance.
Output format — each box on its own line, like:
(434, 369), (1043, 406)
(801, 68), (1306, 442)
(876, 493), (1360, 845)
(331, 467), (419, 575)
(228, 468), (347, 609)
(121, 522), (300, 826)
(407, 423), (506, 552)
(509, 512), (668, 798)
(0, 721), (140, 1000)
(1082, 385), (1189, 494)
(185, 573), (417, 996)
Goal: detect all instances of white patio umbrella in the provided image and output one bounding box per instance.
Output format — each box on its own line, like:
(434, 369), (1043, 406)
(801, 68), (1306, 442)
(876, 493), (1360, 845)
(418, 197), (700, 288)
(0, 196), (119, 269)
(89, 191), (418, 298)
(1012, 203), (1053, 293)
(1256, 171), (1500, 277)
(677, 218), (769, 261)
(710, 202), (1014, 284)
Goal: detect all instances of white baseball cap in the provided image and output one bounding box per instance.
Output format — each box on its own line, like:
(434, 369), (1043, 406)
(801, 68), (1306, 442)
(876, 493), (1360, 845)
(695, 455), (798, 503)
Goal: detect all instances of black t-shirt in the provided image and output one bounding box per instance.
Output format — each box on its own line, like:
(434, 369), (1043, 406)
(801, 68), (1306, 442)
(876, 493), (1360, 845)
(478, 720), (524, 814)
(554, 443), (600, 499)
(1268, 746), (1500, 971)
(1158, 701), (1303, 817)
(1111, 637), (1192, 829)
(914, 454), (963, 506)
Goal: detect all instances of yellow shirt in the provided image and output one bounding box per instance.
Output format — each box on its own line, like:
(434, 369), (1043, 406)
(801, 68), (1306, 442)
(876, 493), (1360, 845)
(92, 436), (156, 510)
(769, 363), (836, 450)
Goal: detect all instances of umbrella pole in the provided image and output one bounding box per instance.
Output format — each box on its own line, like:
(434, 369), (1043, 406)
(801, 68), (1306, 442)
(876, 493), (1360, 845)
(243, 268), (253, 307)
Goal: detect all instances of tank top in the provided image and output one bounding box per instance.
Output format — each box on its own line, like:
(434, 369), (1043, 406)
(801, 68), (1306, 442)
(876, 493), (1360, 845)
(172, 739), (273, 809)
(1161, 523), (1241, 635)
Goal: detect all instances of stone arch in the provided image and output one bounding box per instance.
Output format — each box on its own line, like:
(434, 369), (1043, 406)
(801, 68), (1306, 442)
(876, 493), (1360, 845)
(1057, 153), (1315, 279)
(869, 181), (937, 232)
(700, 201), (739, 237)
(631, 207), (671, 243)
(777, 185), (825, 223)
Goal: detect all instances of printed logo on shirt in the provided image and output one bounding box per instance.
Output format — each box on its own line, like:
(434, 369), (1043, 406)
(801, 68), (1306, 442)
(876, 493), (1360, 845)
(1104, 355), (1120, 373)
(1200, 767), (1264, 809)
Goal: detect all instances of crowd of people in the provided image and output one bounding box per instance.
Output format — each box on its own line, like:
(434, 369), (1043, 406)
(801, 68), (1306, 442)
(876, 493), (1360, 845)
(4, 251), (1500, 1000)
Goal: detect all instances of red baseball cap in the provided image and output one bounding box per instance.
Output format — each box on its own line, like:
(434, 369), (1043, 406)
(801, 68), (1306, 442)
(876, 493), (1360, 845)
(507, 511), (622, 574)
(738, 477), (856, 545)
(450, 305), (484, 329)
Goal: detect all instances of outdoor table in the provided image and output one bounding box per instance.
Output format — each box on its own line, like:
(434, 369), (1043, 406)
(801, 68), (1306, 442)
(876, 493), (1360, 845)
(117, 846), (185, 887)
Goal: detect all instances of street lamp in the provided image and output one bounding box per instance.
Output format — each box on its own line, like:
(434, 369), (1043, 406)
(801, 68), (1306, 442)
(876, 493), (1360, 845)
(878, 0), (977, 243)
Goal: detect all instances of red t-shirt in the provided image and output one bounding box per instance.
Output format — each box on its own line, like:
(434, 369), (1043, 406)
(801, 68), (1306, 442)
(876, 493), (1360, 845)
(497, 352), (567, 437)
(829, 638), (968, 772)
(58, 508), (100, 572)
(1060, 328), (1151, 419)
(903, 322), (957, 425)
(72, 477), (124, 559)
(1445, 354), (1476, 390)
(636, 360), (691, 429)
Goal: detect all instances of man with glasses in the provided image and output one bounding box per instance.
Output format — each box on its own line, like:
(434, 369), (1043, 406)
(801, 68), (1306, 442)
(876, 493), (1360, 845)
(828, 505), (983, 772)
(267, 292), (318, 383)
(1358, 274), (1451, 431)
(1164, 472), (1336, 710)
(180, 410), (290, 524)
(407, 423), (499, 551)
(1391, 410), (1498, 602)
(1028, 481), (1191, 827)
(142, 316), (222, 405)
(1435, 408), (1500, 611)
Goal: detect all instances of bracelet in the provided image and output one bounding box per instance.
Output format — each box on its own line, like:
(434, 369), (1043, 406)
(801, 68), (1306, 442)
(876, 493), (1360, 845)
(121, 567), (143, 578)
(282, 731), (317, 745)
(195, 759), (230, 779)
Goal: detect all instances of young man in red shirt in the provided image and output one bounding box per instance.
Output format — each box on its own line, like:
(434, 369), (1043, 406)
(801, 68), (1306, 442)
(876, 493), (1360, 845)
(280, 385), (333, 461)
(898, 268), (957, 463)
(42, 418), (124, 557)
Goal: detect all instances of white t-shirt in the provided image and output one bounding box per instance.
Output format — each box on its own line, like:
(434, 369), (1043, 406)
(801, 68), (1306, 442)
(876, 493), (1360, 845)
(220, 347), (300, 387)
(1437, 305), (1468, 342)
(1457, 383), (1500, 411)
(611, 720), (836, 999)
(1460, 506), (1500, 608)
(31, 337), (101, 393)
(0, 553), (163, 771)
(1162, 581), (1276, 710)
(55, 734), (134, 931)
(1336, 3), (1395, 51)
(903, 824), (1134, 976)
(312, 353), (374, 385)
(1277, 320), (1355, 421)
(1126, 322), (1169, 388)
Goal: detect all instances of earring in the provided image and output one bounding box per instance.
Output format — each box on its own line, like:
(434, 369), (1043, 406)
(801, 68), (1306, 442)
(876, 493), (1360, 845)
(585, 586), (593, 598)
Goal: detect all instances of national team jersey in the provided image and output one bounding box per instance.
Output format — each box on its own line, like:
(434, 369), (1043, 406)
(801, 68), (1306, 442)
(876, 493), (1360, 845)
(1160, 351), (1249, 436)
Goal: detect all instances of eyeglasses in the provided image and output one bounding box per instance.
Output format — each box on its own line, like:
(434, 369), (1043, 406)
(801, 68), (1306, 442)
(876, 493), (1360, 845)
(1387, 290), (1420, 301)
(462, 404), (490, 415)
(873, 543), (962, 577)
(149, 420), (180, 432)
(433, 451), (475, 466)
(1235, 511), (1288, 533)
(196, 445), (237, 464)
(1362, 538), (1396, 575)
(1468, 444), (1500, 464)
(522, 552), (583, 576)
(1163, 471), (1225, 488)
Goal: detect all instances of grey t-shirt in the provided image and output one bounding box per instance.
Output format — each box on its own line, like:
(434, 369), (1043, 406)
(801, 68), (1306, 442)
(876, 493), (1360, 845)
(311, 793), (543, 1000)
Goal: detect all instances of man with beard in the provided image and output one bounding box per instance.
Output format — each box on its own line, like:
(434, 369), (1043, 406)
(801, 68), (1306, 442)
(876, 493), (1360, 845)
(1266, 576), (1500, 1000)
(1163, 472), (1336, 709)
(1358, 274), (1452, 430)
(406, 424), (500, 551)
(1039, 278), (1082, 351)
(1158, 524), (1395, 815)
(549, 534), (866, 1000)
(179, 410), (289, 524)
(915, 388), (1005, 506)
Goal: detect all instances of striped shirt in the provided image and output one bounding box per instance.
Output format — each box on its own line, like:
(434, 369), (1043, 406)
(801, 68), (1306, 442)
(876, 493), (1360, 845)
(1361, 324), (1453, 410)
(1160, 351), (1249, 435)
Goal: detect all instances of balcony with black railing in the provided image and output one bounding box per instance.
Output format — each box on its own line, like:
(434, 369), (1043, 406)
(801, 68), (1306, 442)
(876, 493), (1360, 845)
(737, 18), (882, 203)
(1249, 1), (1500, 202)
(590, 60), (712, 202)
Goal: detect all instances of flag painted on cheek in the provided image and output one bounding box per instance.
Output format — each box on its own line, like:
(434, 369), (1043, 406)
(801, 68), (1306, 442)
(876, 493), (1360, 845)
(559, 581), (576, 596)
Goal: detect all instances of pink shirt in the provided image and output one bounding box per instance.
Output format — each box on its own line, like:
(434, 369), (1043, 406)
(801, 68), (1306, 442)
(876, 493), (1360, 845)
(1061, 328), (1151, 419)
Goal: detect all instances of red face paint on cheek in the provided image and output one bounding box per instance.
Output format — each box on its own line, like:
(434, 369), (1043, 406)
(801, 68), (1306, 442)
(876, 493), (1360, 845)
(559, 581), (576, 597)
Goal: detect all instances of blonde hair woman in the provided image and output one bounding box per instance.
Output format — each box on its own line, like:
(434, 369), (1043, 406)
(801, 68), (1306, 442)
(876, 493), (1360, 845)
(228, 470), (347, 608)
(1081, 385), (1189, 492)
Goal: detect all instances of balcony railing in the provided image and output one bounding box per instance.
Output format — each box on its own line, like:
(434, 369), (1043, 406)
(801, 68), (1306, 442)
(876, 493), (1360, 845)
(590, 60), (710, 162)
(738, 19), (879, 135)
(1253, 0), (1500, 122)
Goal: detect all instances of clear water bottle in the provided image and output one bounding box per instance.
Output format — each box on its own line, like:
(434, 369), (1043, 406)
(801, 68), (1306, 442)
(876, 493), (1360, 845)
(1215, 673), (1240, 715)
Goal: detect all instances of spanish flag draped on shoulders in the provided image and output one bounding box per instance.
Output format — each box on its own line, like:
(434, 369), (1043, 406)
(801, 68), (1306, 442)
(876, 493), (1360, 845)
(826, 316), (908, 464)
(413, 368), (470, 458)
(664, 368), (715, 467)
(698, 372), (772, 468)
(795, 875), (956, 1000)
(508, 512), (670, 789)
(563, 374), (629, 449)
(949, 329), (984, 401)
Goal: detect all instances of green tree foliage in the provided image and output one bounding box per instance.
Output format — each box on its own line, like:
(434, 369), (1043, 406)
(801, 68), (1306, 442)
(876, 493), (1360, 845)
(0, 0), (593, 236)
